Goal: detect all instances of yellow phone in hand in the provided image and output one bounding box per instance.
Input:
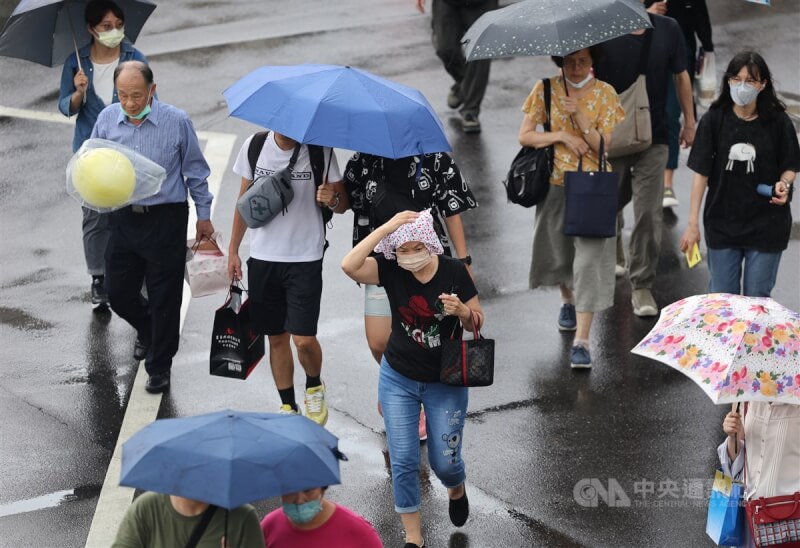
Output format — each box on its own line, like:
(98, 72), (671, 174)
(685, 242), (702, 268)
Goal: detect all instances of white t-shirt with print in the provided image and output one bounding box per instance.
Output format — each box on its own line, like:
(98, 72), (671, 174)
(232, 133), (341, 262)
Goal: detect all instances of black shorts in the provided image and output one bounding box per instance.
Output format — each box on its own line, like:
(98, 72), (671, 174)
(247, 258), (323, 337)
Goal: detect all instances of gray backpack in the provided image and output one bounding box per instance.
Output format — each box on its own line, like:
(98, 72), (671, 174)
(236, 141), (301, 229)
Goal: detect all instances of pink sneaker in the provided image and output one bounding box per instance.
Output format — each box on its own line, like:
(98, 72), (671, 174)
(418, 408), (427, 441)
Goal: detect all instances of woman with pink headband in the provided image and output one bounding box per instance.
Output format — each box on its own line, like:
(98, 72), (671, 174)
(341, 209), (484, 548)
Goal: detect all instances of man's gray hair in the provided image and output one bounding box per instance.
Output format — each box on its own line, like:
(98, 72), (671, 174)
(113, 60), (154, 86)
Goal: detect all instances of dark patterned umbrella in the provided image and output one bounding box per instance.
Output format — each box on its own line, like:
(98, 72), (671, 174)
(462, 0), (652, 61)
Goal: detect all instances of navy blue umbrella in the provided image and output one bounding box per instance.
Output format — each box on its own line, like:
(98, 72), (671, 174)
(224, 64), (452, 159)
(120, 410), (347, 509)
(0, 0), (156, 67)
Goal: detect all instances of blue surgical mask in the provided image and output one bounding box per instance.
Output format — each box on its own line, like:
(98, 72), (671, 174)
(729, 81), (760, 107)
(122, 86), (153, 120)
(566, 72), (594, 89)
(281, 499), (322, 524)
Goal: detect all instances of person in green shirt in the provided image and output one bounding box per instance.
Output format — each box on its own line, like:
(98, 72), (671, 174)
(112, 492), (265, 548)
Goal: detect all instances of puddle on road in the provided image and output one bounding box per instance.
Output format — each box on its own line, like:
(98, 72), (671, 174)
(0, 485), (100, 518)
(0, 307), (53, 331)
(1, 267), (55, 288)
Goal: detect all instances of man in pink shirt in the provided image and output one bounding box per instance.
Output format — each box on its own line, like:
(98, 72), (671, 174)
(261, 487), (382, 547)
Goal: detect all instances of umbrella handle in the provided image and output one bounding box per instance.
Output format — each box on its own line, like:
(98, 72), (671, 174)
(732, 402), (739, 449)
(65, 7), (88, 107)
(65, 8), (83, 73)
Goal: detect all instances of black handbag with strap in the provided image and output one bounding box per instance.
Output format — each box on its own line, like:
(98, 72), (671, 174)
(503, 78), (553, 208)
(440, 310), (495, 387)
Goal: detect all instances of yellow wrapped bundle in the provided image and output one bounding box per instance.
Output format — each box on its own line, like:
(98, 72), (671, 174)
(71, 147), (136, 208)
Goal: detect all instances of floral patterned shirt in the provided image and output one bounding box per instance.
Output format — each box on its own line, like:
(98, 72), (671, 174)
(521, 75), (625, 186)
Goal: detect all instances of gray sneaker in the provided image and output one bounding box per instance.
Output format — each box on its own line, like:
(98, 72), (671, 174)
(447, 89), (463, 109)
(632, 288), (658, 317)
(461, 112), (481, 134)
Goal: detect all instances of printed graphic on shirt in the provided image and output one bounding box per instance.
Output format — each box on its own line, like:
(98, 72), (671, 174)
(725, 143), (756, 173)
(398, 295), (446, 349)
(254, 166), (312, 180)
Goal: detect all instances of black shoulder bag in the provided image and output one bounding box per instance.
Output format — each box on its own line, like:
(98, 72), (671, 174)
(503, 78), (553, 208)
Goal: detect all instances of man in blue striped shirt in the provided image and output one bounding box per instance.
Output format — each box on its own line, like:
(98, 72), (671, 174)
(91, 61), (215, 393)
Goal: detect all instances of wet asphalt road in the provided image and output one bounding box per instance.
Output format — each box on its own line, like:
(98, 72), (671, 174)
(0, 0), (799, 547)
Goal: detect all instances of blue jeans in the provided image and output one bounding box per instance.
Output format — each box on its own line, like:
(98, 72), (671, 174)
(378, 357), (468, 513)
(706, 247), (782, 297)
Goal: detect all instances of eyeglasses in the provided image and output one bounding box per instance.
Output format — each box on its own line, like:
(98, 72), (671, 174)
(96, 21), (124, 32)
(563, 57), (592, 69)
(729, 76), (761, 87)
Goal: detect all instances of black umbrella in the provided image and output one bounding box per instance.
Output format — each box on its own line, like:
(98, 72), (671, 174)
(462, 0), (651, 62)
(0, 0), (156, 68)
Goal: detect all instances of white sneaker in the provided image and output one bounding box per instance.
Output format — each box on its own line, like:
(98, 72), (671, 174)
(615, 264), (627, 277)
(662, 188), (679, 208)
(632, 288), (658, 317)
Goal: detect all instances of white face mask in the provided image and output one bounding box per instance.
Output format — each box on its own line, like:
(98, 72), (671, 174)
(566, 72), (594, 89)
(729, 81), (760, 107)
(396, 250), (432, 272)
(95, 27), (125, 49)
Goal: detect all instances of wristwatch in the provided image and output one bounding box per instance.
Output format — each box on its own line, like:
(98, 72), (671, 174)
(459, 255), (472, 266)
(327, 192), (341, 210)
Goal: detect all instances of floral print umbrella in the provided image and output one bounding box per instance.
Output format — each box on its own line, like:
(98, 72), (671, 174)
(632, 294), (800, 404)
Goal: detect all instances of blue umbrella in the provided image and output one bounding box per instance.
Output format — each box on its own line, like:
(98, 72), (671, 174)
(120, 410), (347, 509)
(0, 0), (156, 67)
(223, 64), (452, 159)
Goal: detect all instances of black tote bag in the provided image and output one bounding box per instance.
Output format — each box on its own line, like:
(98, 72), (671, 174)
(440, 310), (494, 387)
(563, 137), (618, 238)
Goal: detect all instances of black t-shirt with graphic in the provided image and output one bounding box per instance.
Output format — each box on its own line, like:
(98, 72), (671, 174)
(376, 255), (478, 383)
(343, 152), (477, 255)
(594, 14), (687, 145)
(687, 107), (800, 252)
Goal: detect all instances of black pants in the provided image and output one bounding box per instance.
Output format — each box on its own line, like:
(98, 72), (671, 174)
(431, 0), (497, 116)
(106, 203), (189, 376)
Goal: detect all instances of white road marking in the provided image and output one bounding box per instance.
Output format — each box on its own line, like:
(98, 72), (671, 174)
(0, 490), (76, 518)
(0, 104), (237, 547)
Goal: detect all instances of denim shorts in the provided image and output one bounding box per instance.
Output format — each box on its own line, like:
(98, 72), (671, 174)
(364, 284), (391, 317)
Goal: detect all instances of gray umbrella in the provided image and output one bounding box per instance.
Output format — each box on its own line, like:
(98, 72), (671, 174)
(0, 0), (156, 67)
(462, 0), (652, 62)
